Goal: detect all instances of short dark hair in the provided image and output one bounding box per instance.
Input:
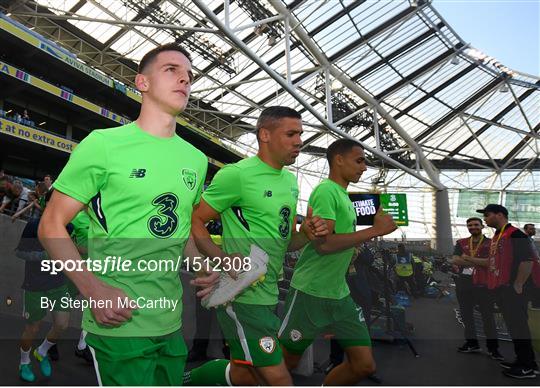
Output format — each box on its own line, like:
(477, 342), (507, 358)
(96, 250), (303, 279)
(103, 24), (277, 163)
(44, 174), (52, 180)
(35, 182), (47, 195)
(138, 43), (192, 74)
(256, 106), (301, 139)
(524, 223), (535, 229)
(326, 138), (363, 167)
(466, 217), (483, 225)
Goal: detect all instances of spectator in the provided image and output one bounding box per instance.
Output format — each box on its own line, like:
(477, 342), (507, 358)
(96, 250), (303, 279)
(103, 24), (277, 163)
(524, 224), (538, 257)
(0, 178), (30, 214)
(412, 254), (426, 296)
(523, 224), (540, 310)
(11, 182), (47, 222)
(476, 204), (538, 378)
(394, 243), (419, 298)
(43, 175), (53, 192)
(451, 217), (501, 359)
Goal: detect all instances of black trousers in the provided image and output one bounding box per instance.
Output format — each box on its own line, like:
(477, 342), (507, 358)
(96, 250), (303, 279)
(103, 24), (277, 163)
(455, 275), (499, 351)
(494, 285), (537, 368)
(525, 282), (540, 308)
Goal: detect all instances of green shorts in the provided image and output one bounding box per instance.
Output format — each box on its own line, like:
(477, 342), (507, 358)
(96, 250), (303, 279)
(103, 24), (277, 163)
(23, 285), (71, 323)
(279, 288), (371, 355)
(86, 329), (187, 386)
(216, 302), (282, 367)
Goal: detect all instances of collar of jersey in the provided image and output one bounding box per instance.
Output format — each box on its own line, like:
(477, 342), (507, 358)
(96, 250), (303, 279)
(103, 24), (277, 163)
(254, 155), (284, 174)
(132, 121), (179, 142)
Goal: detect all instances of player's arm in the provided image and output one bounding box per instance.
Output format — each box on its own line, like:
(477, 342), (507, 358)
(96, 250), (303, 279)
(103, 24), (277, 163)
(191, 199), (227, 260)
(314, 208), (396, 255)
(182, 230), (216, 274)
(190, 199), (233, 297)
(288, 207), (328, 251)
(39, 191), (135, 326)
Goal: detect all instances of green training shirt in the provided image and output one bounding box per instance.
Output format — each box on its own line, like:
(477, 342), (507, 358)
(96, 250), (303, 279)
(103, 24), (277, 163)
(70, 210), (90, 249)
(291, 179), (356, 299)
(54, 122), (207, 337)
(202, 156), (298, 305)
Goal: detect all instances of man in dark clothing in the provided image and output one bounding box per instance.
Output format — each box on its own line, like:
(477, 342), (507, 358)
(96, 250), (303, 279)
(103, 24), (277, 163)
(477, 204), (538, 379)
(16, 218), (73, 382)
(523, 224), (540, 309)
(451, 217), (501, 359)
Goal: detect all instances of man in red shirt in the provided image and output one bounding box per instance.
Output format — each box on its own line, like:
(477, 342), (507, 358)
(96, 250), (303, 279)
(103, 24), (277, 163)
(452, 217), (501, 359)
(477, 204), (538, 379)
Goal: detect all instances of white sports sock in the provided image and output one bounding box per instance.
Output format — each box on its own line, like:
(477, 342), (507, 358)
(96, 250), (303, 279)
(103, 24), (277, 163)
(37, 338), (55, 357)
(20, 347), (31, 365)
(77, 331), (87, 351)
(225, 362), (232, 386)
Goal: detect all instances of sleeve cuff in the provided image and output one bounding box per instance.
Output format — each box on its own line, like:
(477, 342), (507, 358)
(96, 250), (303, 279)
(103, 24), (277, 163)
(53, 182), (92, 205)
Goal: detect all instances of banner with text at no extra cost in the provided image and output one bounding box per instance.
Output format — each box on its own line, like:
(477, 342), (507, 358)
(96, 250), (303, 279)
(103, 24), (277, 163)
(349, 193), (409, 226)
(0, 117), (77, 153)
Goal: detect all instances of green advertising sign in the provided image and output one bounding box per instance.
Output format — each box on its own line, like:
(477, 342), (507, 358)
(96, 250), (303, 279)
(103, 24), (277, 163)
(504, 192), (540, 223)
(457, 190), (500, 218)
(380, 193), (408, 226)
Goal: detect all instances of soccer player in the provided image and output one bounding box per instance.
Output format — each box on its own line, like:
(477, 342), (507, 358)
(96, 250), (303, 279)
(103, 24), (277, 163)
(451, 217), (502, 359)
(279, 138), (397, 385)
(16, 190), (71, 382)
(186, 106), (327, 386)
(38, 43), (217, 385)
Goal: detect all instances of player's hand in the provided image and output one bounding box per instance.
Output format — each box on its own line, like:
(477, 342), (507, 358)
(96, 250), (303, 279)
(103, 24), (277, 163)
(191, 269), (220, 299)
(86, 281), (137, 327)
(223, 252), (244, 280)
(513, 282), (523, 295)
(372, 207), (397, 236)
(301, 207), (328, 240)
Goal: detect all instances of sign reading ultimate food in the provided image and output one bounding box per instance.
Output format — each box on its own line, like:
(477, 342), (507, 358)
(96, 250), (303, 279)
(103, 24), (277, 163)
(349, 193), (408, 226)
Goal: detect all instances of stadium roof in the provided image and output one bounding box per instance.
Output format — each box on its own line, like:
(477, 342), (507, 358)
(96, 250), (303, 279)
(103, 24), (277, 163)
(3, 0), (540, 193)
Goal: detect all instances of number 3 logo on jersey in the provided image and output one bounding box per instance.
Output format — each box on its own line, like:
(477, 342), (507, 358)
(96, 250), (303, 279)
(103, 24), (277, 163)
(148, 193), (179, 238)
(278, 205), (291, 239)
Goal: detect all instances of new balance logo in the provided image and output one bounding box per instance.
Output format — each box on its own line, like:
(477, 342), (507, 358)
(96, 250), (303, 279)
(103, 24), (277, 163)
(129, 169), (146, 178)
(263, 190), (273, 198)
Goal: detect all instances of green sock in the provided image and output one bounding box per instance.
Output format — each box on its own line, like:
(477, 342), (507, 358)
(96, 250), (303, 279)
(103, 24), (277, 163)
(183, 359), (231, 386)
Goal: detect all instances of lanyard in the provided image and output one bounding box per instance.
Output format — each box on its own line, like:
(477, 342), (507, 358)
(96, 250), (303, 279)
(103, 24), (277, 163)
(469, 235), (484, 257)
(489, 223), (508, 258)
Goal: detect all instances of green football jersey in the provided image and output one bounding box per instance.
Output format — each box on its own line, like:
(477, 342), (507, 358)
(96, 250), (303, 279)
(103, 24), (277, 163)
(70, 210), (90, 249)
(54, 122), (207, 337)
(202, 156), (298, 305)
(291, 179), (357, 299)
